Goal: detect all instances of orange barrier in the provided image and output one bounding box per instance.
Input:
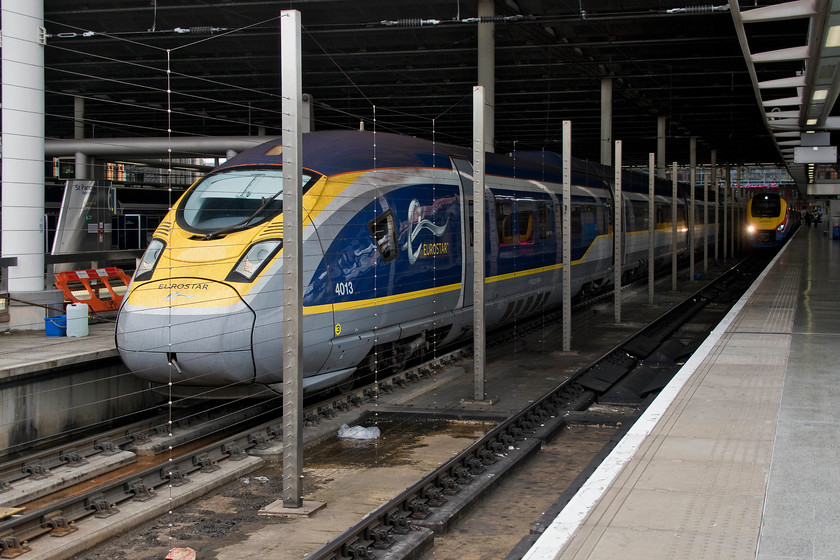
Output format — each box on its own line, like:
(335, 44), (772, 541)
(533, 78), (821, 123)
(54, 267), (132, 312)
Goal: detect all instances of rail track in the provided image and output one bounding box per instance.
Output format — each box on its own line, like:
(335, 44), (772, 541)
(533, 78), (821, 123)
(0, 254), (768, 560)
(309, 255), (767, 560)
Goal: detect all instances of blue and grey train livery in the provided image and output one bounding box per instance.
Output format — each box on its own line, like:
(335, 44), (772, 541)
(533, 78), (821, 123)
(115, 130), (715, 398)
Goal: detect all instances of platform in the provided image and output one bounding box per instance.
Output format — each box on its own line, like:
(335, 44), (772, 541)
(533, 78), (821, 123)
(523, 225), (838, 560)
(0, 320), (117, 380)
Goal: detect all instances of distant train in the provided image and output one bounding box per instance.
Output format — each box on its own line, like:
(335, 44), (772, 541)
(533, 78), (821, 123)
(745, 193), (799, 249)
(116, 130), (718, 398)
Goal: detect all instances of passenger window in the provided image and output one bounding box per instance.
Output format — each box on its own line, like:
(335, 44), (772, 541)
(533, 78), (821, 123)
(496, 200), (514, 245)
(537, 202), (552, 239)
(518, 201), (536, 244)
(368, 210), (398, 263)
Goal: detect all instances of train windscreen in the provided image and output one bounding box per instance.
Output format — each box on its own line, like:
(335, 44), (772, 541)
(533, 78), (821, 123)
(177, 168), (315, 234)
(751, 195), (781, 218)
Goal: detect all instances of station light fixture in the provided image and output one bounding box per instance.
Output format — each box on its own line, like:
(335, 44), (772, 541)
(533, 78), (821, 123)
(826, 25), (840, 47)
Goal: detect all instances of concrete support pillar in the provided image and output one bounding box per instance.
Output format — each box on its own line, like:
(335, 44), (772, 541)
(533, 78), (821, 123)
(656, 116), (666, 179)
(723, 165), (731, 260)
(1, 0), (56, 329)
(74, 96), (84, 139)
(735, 166), (741, 255)
(689, 137), (696, 281)
(600, 78), (612, 167)
(711, 150), (718, 261)
(301, 93), (313, 134)
(74, 152), (89, 180)
(73, 97), (90, 179)
(477, 0), (495, 153)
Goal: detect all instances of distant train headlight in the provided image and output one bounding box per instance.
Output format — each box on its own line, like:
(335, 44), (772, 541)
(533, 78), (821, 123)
(134, 238), (166, 282)
(747, 225), (756, 234)
(226, 239), (282, 282)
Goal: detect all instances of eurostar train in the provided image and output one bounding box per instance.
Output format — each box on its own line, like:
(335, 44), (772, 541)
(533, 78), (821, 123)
(116, 130), (716, 398)
(745, 193), (799, 249)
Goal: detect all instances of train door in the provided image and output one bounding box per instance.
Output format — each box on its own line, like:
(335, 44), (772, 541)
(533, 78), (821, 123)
(452, 158), (475, 309)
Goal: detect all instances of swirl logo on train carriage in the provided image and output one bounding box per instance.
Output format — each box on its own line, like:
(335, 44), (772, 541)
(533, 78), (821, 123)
(164, 291), (198, 301)
(402, 198), (449, 264)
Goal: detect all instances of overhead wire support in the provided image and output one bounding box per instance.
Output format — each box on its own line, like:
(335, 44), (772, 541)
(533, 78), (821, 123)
(378, 14), (532, 27)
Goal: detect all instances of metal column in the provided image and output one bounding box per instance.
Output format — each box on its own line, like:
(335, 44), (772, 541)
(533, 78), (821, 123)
(281, 9), (304, 509)
(74, 96), (89, 180)
(723, 166), (729, 260)
(730, 167), (737, 257)
(703, 171), (709, 274)
(657, 116), (667, 179)
(472, 86), (487, 401)
(601, 79), (612, 167)
(647, 153), (655, 305)
(671, 162), (678, 291)
(562, 121), (571, 352)
(1, 0), (46, 297)
(735, 166), (742, 255)
(613, 140), (622, 323)
(689, 137), (696, 281)
(711, 150), (718, 261)
(477, 0), (495, 153)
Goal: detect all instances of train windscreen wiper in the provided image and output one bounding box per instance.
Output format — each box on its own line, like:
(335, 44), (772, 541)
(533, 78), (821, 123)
(201, 193), (282, 240)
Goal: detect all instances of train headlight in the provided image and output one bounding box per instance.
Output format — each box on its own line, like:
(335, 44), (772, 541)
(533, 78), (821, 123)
(747, 225), (756, 234)
(226, 239), (282, 282)
(134, 238), (166, 282)
(776, 223), (786, 232)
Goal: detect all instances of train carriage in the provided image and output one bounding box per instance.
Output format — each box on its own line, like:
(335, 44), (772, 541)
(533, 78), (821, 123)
(116, 130), (714, 398)
(746, 193), (799, 249)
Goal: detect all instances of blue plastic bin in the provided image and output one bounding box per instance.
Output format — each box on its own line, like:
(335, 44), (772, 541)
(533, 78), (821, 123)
(45, 315), (67, 336)
(833, 224), (840, 240)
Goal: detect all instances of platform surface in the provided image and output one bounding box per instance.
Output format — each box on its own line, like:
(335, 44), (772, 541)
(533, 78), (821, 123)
(0, 320), (116, 380)
(524, 225), (839, 560)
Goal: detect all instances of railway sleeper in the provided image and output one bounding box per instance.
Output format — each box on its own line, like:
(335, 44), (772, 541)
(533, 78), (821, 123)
(247, 433), (271, 451)
(129, 431), (150, 444)
(94, 438), (118, 456)
(222, 443), (247, 461)
(163, 465), (190, 487)
(59, 449), (86, 468)
(419, 483), (446, 507)
(342, 538), (374, 559)
(437, 474), (460, 495)
(42, 510), (76, 537)
(405, 497), (431, 520)
(464, 456), (486, 475)
(21, 462), (50, 480)
(304, 412), (320, 427)
(193, 453), (220, 473)
(318, 406), (337, 420)
(476, 448), (497, 465)
(85, 493), (119, 519)
(451, 465), (473, 485)
(126, 478), (156, 502)
(363, 524), (395, 550)
(384, 509), (411, 535)
(0, 529), (30, 558)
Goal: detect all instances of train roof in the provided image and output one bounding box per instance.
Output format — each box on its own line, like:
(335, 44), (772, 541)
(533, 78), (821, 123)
(214, 130), (699, 199)
(215, 130), (611, 189)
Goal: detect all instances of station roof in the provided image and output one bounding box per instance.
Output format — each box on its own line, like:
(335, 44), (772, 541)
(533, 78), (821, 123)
(40, 1), (840, 189)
